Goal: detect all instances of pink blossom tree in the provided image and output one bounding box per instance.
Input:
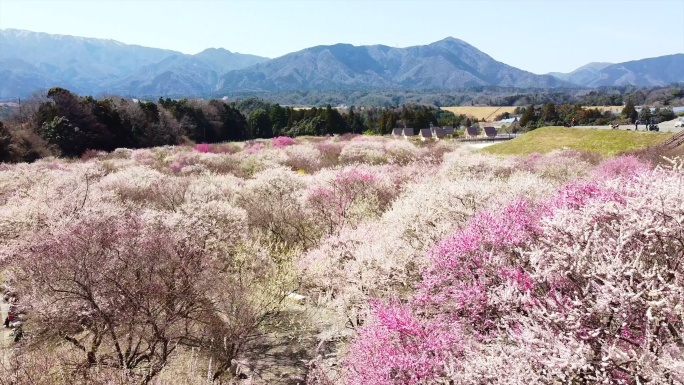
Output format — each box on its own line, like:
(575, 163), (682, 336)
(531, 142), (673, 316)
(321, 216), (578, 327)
(11, 206), (294, 383)
(345, 161), (684, 384)
(306, 167), (394, 234)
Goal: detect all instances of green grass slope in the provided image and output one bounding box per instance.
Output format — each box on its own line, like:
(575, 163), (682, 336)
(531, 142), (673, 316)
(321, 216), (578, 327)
(482, 126), (673, 156)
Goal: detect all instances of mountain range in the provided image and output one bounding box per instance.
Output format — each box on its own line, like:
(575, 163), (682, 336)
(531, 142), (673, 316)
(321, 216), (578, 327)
(215, 37), (568, 92)
(0, 29), (267, 98)
(1, 28), (683, 98)
(547, 55), (684, 87)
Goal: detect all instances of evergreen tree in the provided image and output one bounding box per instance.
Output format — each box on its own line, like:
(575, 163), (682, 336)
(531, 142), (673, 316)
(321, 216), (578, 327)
(622, 102), (638, 123)
(269, 104), (289, 136)
(541, 103), (558, 125)
(640, 106), (652, 123)
(519, 105), (536, 128)
(249, 109), (273, 139)
(347, 106), (365, 134)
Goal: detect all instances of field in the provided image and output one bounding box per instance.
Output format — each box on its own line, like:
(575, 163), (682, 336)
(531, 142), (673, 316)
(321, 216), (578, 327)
(482, 126), (672, 156)
(441, 106), (518, 121)
(441, 106), (626, 122)
(2, 134), (684, 384)
(583, 105), (623, 112)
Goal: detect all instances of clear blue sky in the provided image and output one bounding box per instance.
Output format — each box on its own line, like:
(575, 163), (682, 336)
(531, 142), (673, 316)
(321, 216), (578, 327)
(1, 0), (683, 74)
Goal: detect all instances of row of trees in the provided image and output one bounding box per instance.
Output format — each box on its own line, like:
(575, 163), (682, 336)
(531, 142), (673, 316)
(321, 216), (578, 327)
(2, 87), (680, 162)
(510, 102), (677, 129)
(217, 84), (684, 108)
(0, 89), (464, 161)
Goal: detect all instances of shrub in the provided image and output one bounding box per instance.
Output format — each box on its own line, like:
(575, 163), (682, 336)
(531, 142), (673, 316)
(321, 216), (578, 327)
(514, 149), (593, 182)
(299, 154), (557, 333)
(383, 139), (419, 165)
(237, 148), (289, 177)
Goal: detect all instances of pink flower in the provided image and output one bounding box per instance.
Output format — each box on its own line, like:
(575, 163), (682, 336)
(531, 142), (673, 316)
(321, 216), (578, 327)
(272, 136), (297, 149)
(194, 143), (211, 153)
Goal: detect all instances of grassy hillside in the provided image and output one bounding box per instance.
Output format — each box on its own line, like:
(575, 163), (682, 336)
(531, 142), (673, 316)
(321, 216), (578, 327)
(482, 126), (672, 156)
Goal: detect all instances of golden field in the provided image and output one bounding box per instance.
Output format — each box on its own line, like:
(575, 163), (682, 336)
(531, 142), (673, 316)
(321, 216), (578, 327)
(583, 105), (623, 112)
(441, 106), (625, 122)
(441, 106), (518, 121)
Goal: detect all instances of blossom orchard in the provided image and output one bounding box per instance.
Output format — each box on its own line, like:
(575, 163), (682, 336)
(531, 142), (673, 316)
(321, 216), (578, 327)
(0, 135), (455, 383)
(1, 132), (672, 384)
(345, 158), (684, 384)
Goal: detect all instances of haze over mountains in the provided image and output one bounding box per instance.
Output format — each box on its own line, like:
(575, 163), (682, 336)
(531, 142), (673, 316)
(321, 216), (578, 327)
(547, 62), (613, 85)
(547, 55), (684, 87)
(0, 29), (268, 97)
(1, 28), (682, 98)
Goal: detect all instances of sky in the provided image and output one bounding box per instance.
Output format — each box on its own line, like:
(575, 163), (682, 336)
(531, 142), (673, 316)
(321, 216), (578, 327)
(1, 0), (683, 74)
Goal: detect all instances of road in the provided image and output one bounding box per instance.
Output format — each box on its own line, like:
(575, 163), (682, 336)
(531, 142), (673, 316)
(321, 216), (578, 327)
(577, 118), (684, 133)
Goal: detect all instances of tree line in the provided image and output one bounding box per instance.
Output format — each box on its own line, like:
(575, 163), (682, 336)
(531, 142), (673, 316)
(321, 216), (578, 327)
(506, 102), (677, 129)
(2, 87), (680, 163)
(214, 84), (684, 108)
(0, 88), (466, 162)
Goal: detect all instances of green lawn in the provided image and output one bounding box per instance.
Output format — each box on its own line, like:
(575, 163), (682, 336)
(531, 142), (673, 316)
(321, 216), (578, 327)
(482, 126), (673, 156)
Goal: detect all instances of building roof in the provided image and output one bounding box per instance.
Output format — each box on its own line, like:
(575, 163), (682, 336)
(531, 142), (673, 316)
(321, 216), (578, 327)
(466, 126), (480, 137)
(483, 126), (498, 137)
(419, 128), (433, 137)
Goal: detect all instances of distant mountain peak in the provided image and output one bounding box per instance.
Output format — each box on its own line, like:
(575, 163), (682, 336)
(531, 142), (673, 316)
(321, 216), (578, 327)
(436, 36), (462, 43)
(573, 62), (612, 72)
(197, 47), (233, 54)
(430, 36), (471, 46)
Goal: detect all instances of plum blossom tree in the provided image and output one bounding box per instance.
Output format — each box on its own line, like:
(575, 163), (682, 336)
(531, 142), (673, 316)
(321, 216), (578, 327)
(13, 212), (215, 383)
(345, 158), (684, 384)
(306, 167), (395, 234)
(11, 202), (293, 384)
(236, 167), (315, 248)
